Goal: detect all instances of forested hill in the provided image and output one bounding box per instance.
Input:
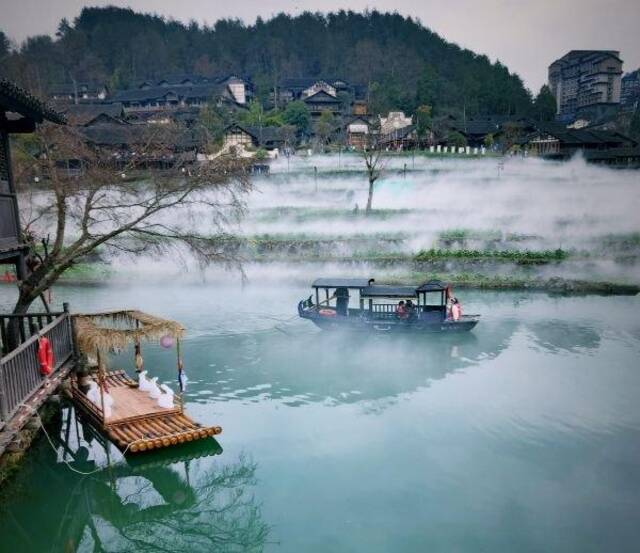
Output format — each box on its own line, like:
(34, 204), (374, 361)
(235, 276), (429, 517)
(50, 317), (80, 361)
(0, 7), (535, 116)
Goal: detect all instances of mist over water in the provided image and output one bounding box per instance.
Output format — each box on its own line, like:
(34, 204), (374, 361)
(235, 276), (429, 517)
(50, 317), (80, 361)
(89, 154), (640, 286)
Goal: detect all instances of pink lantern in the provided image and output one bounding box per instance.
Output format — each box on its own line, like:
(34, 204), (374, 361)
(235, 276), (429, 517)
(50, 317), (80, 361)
(160, 335), (174, 349)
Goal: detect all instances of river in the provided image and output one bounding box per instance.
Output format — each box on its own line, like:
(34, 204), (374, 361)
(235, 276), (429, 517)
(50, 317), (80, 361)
(1, 283), (639, 552)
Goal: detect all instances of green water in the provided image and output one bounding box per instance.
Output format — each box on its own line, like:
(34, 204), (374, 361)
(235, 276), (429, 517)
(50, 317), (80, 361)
(1, 284), (639, 552)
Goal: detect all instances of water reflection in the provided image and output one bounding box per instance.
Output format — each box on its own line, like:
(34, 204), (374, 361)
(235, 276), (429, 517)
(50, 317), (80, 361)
(528, 320), (601, 353)
(0, 407), (269, 553)
(179, 320), (520, 407)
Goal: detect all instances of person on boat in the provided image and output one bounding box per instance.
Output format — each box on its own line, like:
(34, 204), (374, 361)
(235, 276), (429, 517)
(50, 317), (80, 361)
(451, 298), (462, 321)
(405, 299), (416, 319)
(396, 300), (407, 319)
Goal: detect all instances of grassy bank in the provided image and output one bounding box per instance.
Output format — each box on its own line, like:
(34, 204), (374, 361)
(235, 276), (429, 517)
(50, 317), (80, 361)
(392, 272), (639, 295)
(415, 248), (569, 265)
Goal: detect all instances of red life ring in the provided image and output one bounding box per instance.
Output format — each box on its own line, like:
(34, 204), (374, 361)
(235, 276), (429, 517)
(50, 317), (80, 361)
(37, 336), (55, 376)
(319, 308), (337, 317)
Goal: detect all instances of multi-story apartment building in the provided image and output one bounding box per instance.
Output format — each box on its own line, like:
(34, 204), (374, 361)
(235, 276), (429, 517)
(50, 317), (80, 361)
(621, 70), (639, 111)
(548, 50), (623, 121)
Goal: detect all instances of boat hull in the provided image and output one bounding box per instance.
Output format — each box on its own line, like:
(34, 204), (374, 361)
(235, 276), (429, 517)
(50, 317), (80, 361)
(301, 313), (479, 333)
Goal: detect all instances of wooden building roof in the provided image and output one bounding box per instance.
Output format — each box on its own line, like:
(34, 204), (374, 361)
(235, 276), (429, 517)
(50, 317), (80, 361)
(0, 79), (65, 127)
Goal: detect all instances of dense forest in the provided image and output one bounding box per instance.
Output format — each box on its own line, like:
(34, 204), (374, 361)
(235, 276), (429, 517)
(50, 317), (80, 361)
(0, 7), (547, 118)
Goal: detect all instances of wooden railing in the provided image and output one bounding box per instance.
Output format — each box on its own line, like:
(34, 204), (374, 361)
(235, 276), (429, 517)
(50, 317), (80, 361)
(0, 311), (64, 356)
(0, 312), (74, 423)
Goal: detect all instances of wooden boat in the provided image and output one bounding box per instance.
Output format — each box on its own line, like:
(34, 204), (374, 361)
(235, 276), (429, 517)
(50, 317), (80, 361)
(71, 310), (221, 454)
(298, 278), (479, 333)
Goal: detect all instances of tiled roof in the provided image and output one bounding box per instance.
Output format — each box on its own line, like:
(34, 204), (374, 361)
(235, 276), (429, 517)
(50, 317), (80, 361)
(303, 90), (342, 104)
(61, 103), (124, 125)
(114, 82), (226, 104)
(0, 79), (65, 125)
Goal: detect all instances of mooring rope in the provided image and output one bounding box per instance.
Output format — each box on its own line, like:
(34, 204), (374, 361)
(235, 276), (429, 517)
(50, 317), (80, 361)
(18, 402), (132, 476)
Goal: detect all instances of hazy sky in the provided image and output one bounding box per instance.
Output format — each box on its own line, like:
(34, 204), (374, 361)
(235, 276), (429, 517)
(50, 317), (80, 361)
(2, 0), (639, 92)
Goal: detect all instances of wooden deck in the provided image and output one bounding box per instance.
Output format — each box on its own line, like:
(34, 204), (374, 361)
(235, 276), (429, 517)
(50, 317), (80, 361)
(102, 371), (180, 424)
(72, 370), (222, 454)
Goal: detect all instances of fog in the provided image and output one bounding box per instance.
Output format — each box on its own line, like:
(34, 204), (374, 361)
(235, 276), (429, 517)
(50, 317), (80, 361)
(19, 154), (640, 286)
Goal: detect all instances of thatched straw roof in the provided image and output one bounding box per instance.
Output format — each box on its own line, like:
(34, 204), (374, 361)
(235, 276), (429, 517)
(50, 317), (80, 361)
(74, 310), (184, 354)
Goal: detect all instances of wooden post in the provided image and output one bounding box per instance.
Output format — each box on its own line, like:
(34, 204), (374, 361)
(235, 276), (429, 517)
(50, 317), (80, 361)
(96, 348), (106, 422)
(177, 337), (184, 413)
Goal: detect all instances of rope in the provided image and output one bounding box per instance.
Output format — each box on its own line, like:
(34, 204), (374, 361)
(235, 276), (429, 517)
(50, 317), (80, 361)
(18, 402), (132, 476)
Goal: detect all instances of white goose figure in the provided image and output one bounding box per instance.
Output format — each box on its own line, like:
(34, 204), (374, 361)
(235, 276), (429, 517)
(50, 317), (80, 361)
(157, 384), (174, 408)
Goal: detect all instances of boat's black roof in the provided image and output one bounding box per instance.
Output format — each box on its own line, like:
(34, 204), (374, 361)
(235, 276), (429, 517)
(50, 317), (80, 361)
(361, 285), (418, 298)
(311, 278), (448, 294)
(312, 278), (374, 288)
(417, 280), (448, 292)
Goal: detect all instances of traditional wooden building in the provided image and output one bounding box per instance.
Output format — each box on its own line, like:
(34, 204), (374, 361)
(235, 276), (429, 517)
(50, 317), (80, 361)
(223, 124), (283, 151)
(523, 125), (636, 158)
(49, 81), (109, 103)
(303, 91), (343, 119)
(114, 74), (252, 113)
(60, 102), (126, 126)
(379, 124), (418, 150)
(1, 79), (65, 278)
(0, 80), (76, 450)
(345, 116), (371, 149)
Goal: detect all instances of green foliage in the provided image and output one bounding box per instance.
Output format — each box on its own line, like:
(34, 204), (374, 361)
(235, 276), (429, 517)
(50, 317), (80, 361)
(415, 105), (432, 141)
(0, 31), (11, 59)
(446, 131), (467, 148)
(198, 103), (230, 141)
(4, 7), (533, 118)
(532, 85), (557, 122)
(414, 248), (569, 265)
(254, 148), (269, 161)
(484, 133), (494, 148)
(314, 110), (336, 149)
(238, 101), (264, 127)
(282, 101), (311, 135)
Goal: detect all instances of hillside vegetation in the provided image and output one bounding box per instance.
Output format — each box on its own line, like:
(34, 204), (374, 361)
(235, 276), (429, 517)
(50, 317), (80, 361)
(0, 7), (533, 117)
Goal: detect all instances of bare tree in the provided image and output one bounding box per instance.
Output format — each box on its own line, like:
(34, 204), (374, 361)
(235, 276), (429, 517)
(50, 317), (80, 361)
(12, 123), (252, 316)
(360, 125), (388, 215)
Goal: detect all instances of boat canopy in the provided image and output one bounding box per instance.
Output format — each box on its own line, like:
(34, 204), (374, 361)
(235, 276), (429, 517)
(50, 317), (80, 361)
(361, 285), (418, 298)
(416, 280), (448, 292)
(312, 278), (374, 289)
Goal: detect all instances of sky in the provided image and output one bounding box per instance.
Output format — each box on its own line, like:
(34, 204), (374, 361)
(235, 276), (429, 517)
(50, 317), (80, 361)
(1, 0), (639, 93)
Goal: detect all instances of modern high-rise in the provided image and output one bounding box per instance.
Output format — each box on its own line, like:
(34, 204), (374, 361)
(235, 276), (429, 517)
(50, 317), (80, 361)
(548, 50), (623, 120)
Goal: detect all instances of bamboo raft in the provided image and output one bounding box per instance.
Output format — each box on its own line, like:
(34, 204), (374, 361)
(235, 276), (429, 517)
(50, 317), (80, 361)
(72, 371), (221, 453)
(70, 310), (222, 454)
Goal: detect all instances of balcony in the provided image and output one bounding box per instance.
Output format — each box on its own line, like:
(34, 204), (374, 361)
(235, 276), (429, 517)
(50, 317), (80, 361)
(0, 309), (75, 429)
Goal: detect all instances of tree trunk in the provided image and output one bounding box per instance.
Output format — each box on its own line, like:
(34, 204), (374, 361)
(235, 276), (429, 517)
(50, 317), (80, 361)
(366, 177), (374, 214)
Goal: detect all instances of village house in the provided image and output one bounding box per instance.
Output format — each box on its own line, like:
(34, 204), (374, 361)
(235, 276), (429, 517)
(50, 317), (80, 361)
(379, 124), (418, 150)
(277, 78), (352, 103)
(223, 124), (284, 152)
(521, 124), (637, 159)
(275, 77), (366, 116)
(304, 91), (343, 119)
(345, 116), (371, 149)
(49, 81), (110, 103)
(451, 115), (510, 147)
(59, 102), (126, 126)
(379, 112), (412, 134)
(112, 74), (252, 114)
